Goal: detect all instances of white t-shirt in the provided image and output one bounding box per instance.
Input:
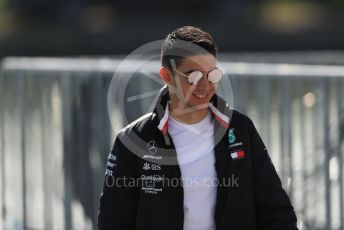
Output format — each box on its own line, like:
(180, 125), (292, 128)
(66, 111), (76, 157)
(168, 112), (217, 230)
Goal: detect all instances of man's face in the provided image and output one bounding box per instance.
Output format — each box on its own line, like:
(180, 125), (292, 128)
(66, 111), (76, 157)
(170, 54), (218, 111)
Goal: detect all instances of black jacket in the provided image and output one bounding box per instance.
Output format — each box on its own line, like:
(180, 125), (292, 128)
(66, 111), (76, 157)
(98, 86), (298, 230)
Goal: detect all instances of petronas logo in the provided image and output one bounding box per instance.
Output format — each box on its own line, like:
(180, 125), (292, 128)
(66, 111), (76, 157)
(228, 128), (236, 144)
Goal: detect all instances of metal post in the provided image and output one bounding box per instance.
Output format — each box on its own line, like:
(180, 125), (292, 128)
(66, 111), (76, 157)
(0, 68), (6, 230)
(337, 78), (344, 230)
(18, 74), (27, 230)
(40, 76), (53, 229)
(279, 78), (291, 191)
(278, 79), (286, 182)
(323, 79), (331, 230)
(286, 79), (293, 200)
(299, 81), (308, 225)
(311, 81), (320, 226)
(92, 74), (105, 230)
(257, 78), (271, 149)
(61, 75), (73, 230)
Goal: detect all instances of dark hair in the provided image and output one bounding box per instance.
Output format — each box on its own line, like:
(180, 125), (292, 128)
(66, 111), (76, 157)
(161, 26), (218, 70)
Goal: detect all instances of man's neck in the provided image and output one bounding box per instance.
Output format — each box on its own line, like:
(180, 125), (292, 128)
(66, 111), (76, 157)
(169, 100), (209, 125)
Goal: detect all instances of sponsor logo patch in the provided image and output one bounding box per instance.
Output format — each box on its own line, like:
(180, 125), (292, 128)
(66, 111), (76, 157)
(230, 150), (246, 160)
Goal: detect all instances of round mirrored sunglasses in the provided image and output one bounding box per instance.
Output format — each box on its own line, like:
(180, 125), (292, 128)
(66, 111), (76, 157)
(174, 68), (223, 85)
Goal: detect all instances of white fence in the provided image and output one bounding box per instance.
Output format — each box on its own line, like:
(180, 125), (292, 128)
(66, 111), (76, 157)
(0, 57), (344, 230)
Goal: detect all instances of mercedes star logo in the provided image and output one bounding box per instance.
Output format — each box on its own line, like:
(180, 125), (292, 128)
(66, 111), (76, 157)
(147, 140), (158, 155)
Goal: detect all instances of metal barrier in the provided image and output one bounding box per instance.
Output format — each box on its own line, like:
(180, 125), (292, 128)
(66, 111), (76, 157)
(0, 57), (343, 230)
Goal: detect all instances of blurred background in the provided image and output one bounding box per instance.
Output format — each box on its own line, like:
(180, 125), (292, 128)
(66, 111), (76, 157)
(0, 0), (344, 229)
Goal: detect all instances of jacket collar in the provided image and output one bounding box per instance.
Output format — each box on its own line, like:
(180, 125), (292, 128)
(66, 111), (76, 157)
(152, 85), (231, 135)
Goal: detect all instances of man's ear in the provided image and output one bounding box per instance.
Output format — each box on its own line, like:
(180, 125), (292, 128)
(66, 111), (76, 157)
(159, 67), (174, 85)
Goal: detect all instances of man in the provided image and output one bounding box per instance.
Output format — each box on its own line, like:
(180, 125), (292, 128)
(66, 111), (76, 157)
(98, 26), (298, 230)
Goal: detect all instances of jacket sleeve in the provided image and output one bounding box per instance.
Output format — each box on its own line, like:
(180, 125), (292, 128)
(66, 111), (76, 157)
(249, 120), (299, 230)
(98, 134), (139, 230)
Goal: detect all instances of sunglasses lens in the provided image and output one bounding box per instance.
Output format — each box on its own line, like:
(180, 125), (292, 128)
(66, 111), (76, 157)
(208, 69), (223, 83)
(187, 71), (203, 85)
